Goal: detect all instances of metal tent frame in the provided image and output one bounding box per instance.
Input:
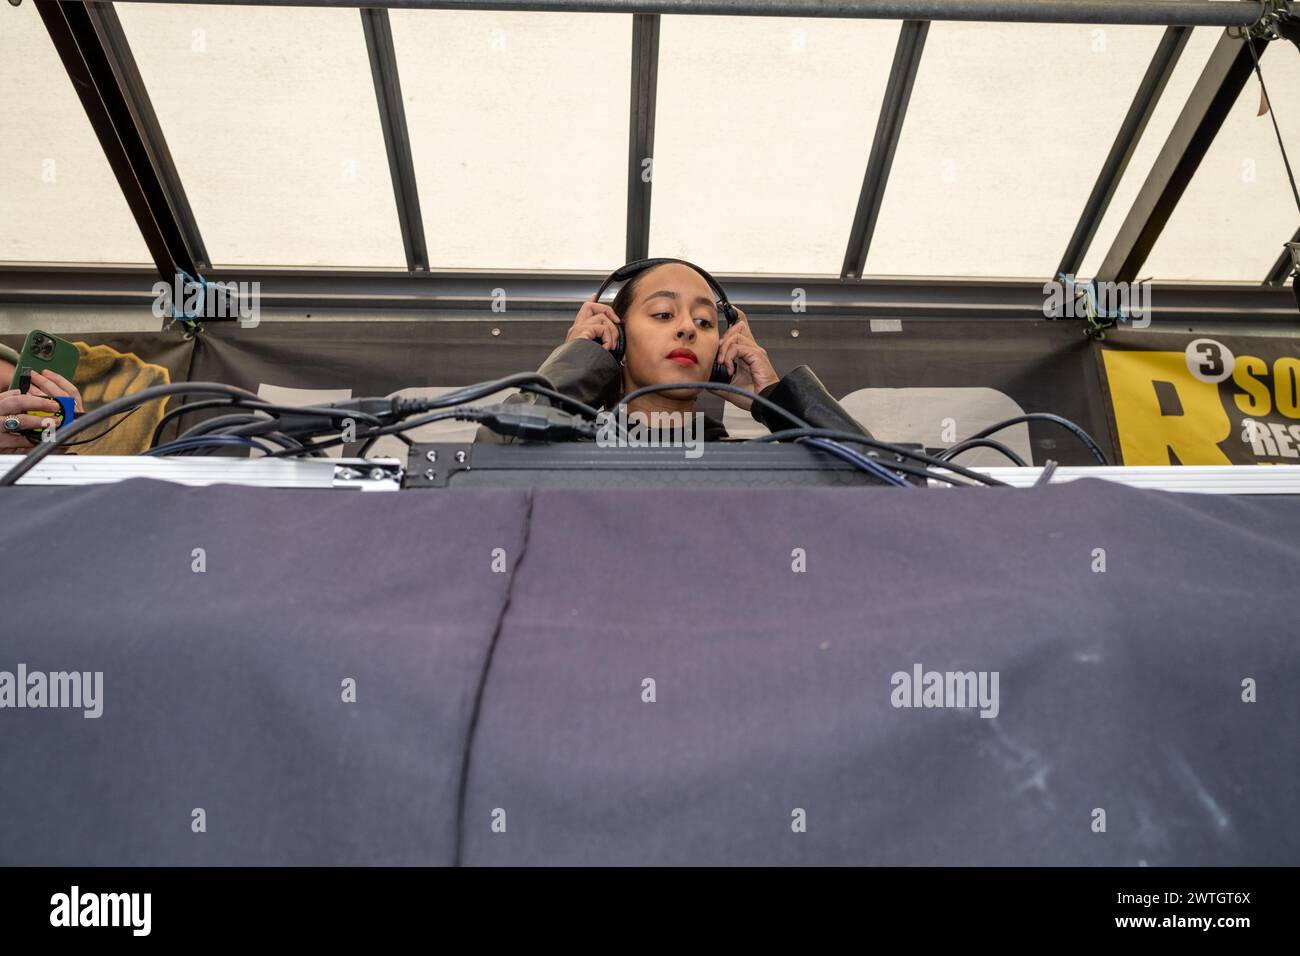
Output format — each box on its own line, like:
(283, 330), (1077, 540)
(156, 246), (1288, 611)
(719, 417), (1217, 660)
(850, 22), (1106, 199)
(2, 0), (1297, 321)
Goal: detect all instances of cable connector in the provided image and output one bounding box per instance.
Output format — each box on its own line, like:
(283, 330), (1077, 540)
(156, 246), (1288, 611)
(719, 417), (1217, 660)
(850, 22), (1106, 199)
(276, 398), (398, 436)
(474, 403), (597, 441)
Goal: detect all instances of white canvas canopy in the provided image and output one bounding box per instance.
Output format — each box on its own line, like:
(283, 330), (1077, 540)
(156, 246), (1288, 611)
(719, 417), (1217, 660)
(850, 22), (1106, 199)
(1, 0), (1297, 314)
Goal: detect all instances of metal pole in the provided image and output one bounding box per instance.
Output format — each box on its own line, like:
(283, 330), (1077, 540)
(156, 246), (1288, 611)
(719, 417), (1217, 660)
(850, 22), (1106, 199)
(1056, 25), (1191, 280)
(2, 265), (1295, 322)
(33, 0), (205, 282)
(361, 8), (430, 272)
(842, 20), (927, 280)
(626, 14), (659, 263)
(104, 0), (1263, 29)
(1096, 30), (1272, 284)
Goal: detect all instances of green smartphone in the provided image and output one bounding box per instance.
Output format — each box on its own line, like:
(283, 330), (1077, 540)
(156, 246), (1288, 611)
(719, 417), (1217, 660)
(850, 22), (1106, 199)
(9, 329), (80, 391)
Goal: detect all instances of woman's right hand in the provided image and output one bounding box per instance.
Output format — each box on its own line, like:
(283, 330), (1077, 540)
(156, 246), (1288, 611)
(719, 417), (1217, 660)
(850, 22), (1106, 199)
(0, 390), (62, 452)
(564, 294), (622, 352)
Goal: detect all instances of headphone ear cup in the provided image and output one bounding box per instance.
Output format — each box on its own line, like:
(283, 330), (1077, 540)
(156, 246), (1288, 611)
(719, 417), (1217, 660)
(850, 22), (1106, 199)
(610, 322), (624, 363)
(709, 304), (733, 383)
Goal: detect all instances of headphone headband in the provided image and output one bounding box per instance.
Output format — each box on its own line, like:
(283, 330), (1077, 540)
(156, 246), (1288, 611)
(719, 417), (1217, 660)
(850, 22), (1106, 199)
(593, 257), (732, 312)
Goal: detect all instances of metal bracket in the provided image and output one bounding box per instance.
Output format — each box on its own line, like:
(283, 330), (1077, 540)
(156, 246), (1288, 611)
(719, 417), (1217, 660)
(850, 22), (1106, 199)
(405, 443), (474, 488)
(1286, 241), (1300, 315)
(1240, 0), (1297, 39)
(1285, 241), (1300, 275)
(332, 458), (404, 490)
(1054, 273), (1143, 339)
(160, 269), (212, 338)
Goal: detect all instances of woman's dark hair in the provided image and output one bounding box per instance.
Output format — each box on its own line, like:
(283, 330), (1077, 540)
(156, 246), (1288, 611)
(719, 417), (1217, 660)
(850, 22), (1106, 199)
(606, 266), (659, 406)
(610, 268), (649, 321)
(609, 260), (721, 321)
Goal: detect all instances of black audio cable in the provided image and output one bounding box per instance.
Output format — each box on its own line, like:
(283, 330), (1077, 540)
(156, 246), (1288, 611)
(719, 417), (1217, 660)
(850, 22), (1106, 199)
(937, 437), (1027, 467)
(1, 383), (262, 486)
(751, 428), (1009, 487)
(946, 414), (1109, 466)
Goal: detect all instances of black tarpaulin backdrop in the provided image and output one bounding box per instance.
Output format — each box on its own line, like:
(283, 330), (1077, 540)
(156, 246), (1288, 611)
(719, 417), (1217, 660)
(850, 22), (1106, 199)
(12, 321), (1300, 465)
(186, 318), (1114, 464)
(0, 477), (1296, 865)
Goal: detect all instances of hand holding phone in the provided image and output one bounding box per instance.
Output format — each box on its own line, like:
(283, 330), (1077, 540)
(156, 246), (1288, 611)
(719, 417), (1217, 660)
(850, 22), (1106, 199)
(10, 367), (84, 443)
(9, 330), (79, 391)
(0, 390), (62, 450)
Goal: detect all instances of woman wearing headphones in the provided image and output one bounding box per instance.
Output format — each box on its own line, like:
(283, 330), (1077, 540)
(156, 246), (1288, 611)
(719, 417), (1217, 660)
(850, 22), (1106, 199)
(474, 258), (872, 444)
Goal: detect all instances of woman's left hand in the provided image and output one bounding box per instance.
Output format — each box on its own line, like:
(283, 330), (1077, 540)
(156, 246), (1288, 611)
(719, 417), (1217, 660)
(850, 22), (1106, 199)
(710, 306), (779, 411)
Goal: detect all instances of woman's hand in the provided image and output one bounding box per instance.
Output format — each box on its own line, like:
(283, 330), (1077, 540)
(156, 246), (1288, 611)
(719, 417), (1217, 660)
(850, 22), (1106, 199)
(711, 307), (779, 411)
(565, 293), (623, 353)
(0, 390), (61, 453)
(29, 369), (85, 415)
(0, 371), (85, 454)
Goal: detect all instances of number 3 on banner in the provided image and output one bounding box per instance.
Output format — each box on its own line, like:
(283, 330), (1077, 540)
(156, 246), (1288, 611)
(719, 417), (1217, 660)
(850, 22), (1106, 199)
(1186, 339), (1234, 385)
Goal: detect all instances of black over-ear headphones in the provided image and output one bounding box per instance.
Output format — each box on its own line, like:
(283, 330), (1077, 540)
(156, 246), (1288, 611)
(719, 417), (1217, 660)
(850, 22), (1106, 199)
(591, 257), (737, 385)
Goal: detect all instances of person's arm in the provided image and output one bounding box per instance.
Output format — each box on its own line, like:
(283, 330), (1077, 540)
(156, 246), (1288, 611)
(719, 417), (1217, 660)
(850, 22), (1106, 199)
(476, 293), (624, 444)
(709, 310), (874, 440)
(749, 365), (875, 440)
(474, 338), (621, 444)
